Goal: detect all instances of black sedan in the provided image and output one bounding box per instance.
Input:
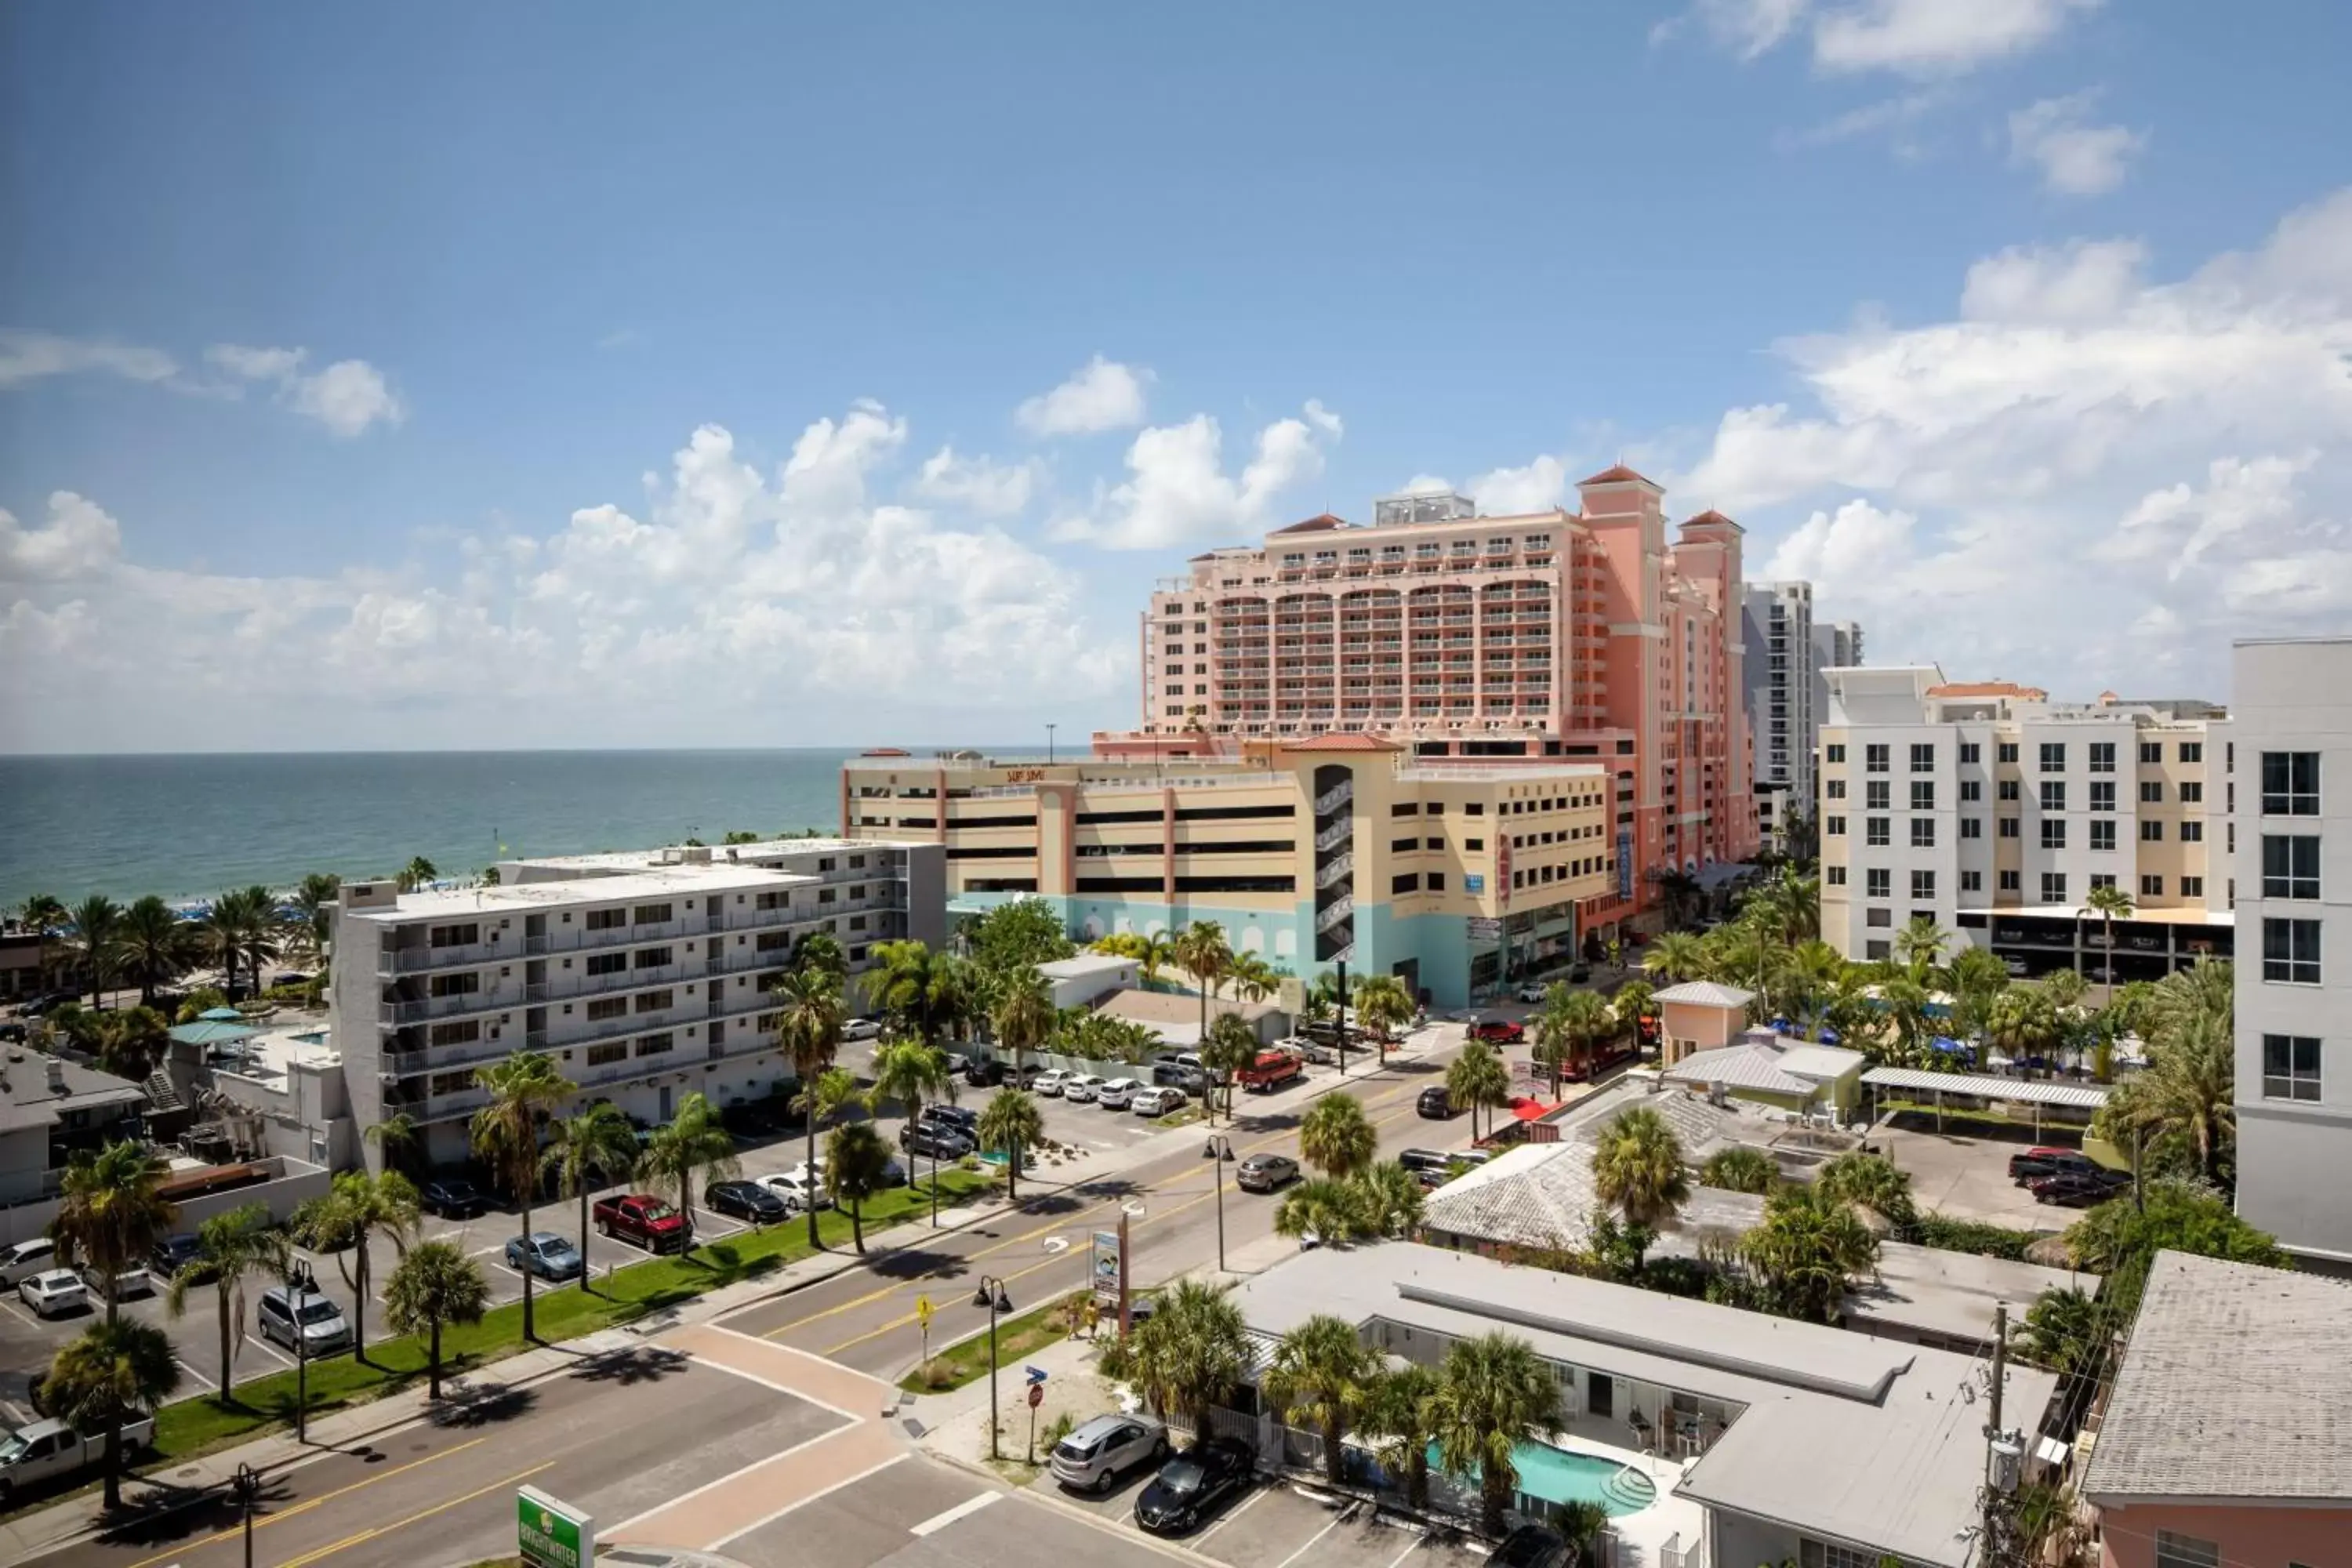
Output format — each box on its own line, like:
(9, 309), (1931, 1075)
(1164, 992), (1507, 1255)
(2030, 1170), (2133, 1207)
(419, 1178), (490, 1218)
(1134, 1439), (1253, 1534)
(151, 1233), (208, 1282)
(706, 1180), (790, 1224)
(1234, 1153), (1299, 1193)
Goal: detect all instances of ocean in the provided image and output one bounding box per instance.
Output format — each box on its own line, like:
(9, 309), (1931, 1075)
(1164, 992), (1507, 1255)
(0, 750), (914, 909)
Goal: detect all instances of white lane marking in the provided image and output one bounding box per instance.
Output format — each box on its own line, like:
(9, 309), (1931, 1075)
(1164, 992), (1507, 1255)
(1384, 1532), (1429, 1568)
(1272, 1515), (1344, 1568)
(910, 1490), (1000, 1536)
(604, 1421), (867, 1536)
(0, 1298), (41, 1330)
(709, 1451), (910, 1548)
(1192, 1483), (1269, 1546)
(241, 1332), (295, 1368)
(688, 1331), (866, 1422)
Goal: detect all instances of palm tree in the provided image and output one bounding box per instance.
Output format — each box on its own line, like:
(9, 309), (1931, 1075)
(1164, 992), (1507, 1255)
(1699, 1147), (1778, 1194)
(976, 1087), (1046, 1200)
(1430, 1331), (1562, 1537)
(115, 896), (196, 1009)
(824, 1121), (895, 1253)
(1893, 915), (1951, 976)
(869, 940), (959, 1046)
(1359, 1363), (1442, 1511)
(1228, 952), (1279, 1006)
(1713, 920), (1784, 1004)
(290, 872), (341, 967)
(1200, 1013), (1261, 1124)
(637, 1092), (739, 1251)
(1352, 1160), (1425, 1240)
(50, 1142), (176, 1326)
(397, 855), (438, 893)
(228, 884), (282, 999)
(1135, 929), (1174, 985)
(1609, 978), (1657, 1048)
(1275, 1178), (1369, 1247)
(469, 1051), (572, 1341)
(1651, 867), (1704, 927)
(869, 1037), (956, 1146)
(1534, 988), (1613, 1097)
(542, 1102), (641, 1294)
(989, 965), (1054, 1083)
(42, 1320), (179, 1511)
(1642, 930), (1708, 985)
(1588, 1106), (1689, 1271)
(1779, 941), (1849, 1037)
(775, 966), (846, 1247)
(1301, 1094), (1377, 1181)
(2039, 965), (2089, 1014)
(292, 1169), (421, 1364)
(1352, 973), (1417, 1062)
(1171, 920), (1233, 1054)
(2083, 883), (2135, 993)
(382, 1240), (492, 1401)
(2147, 956), (2233, 1037)
(66, 895), (125, 1007)
(1264, 1314), (1380, 1484)
(164, 1202), (287, 1405)
(2008, 1286), (2103, 1378)
(2099, 1007), (2235, 1183)
(93, 1006), (169, 1081)
(365, 1110), (419, 1178)
(17, 894), (70, 992)
(1988, 985), (2063, 1077)
(1125, 1279), (1250, 1425)
(1446, 1040), (1512, 1142)
(1944, 946), (2012, 1044)
(1740, 1185), (1878, 1323)
(1814, 1150), (1917, 1229)
(793, 928), (848, 985)
(790, 1065), (863, 1130)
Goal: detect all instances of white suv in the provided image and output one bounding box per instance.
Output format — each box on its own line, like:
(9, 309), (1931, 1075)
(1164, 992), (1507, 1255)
(1049, 1413), (1167, 1494)
(1062, 1074), (1105, 1103)
(1095, 1077), (1141, 1109)
(1033, 1069), (1069, 1098)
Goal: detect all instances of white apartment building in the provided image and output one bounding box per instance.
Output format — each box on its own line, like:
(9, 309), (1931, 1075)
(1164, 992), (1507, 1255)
(1819, 669), (2231, 979)
(329, 839), (946, 1171)
(1741, 582), (1820, 850)
(2231, 637), (2352, 1266)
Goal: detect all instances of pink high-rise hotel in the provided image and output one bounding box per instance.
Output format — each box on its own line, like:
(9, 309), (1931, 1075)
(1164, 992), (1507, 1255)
(1094, 466), (1759, 936)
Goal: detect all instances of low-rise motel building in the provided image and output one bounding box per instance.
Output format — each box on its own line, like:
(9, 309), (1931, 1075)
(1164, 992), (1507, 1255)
(842, 735), (1615, 1007)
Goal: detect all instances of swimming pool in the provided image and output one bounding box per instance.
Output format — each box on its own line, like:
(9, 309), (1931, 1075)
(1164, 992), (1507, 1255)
(1426, 1441), (1658, 1516)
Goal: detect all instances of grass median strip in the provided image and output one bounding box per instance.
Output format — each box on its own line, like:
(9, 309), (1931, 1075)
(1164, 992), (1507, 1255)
(902, 1290), (1088, 1396)
(145, 1171), (993, 1465)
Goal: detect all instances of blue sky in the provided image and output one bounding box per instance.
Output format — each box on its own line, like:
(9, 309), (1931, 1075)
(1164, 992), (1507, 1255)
(4, 1), (2350, 751)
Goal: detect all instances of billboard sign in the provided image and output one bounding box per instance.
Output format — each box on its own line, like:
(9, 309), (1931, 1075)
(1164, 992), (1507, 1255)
(1090, 1229), (1121, 1304)
(1467, 917), (1501, 941)
(1616, 829), (1633, 900)
(518, 1486), (593, 1568)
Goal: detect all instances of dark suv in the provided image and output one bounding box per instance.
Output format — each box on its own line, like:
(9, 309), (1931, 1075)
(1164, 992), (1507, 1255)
(1416, 1086), (1454, 1119)
(904, 1122), (975, 1160)
(419, 1178), (489, 1218)
(2008, 1147), (2100, 1184)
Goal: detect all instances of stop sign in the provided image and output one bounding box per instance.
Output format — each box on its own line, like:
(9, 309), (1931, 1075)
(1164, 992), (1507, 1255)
(1027, 1383), (1044, 1409)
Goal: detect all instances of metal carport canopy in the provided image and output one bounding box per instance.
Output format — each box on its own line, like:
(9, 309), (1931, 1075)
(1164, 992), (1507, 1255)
(1860, 1066), (2110, 1109)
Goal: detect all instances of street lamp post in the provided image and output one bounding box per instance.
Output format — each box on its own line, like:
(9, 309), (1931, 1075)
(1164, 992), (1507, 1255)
(1201, 1136), (1236, 1273)
(971, 1275), (1014, 1459)
(1047, 724), (1058, 764)
(288, 1259), (316, 1443)
(231, 1461), (261, 1567)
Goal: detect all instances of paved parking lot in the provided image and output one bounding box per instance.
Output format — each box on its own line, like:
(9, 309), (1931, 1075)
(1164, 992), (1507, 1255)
(1869, 1119), (2074, 1230)
(1033, 1462), (1486, 1568)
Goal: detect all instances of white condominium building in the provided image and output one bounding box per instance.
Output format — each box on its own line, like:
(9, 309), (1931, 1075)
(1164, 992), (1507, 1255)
(329, 839), (945, 1170)
(1741, 582), (1835, 850)
(2230, 637), (2352, 1266)
(1818, 669), (2231, 980)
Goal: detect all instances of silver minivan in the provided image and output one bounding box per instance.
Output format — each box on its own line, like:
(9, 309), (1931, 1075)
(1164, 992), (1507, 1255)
(256, 1286), (353, 1357)
(1050, 1412), (1167, 1494)
(0, 1238), (56, 1288)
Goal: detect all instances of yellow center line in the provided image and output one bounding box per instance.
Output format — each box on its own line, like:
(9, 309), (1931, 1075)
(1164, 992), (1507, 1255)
(117, 1437), (492, 1568)
(763, 1072), (1425, 1342)
(820, 1095), (1425, 1356)
(272, 1459), (556, 1568)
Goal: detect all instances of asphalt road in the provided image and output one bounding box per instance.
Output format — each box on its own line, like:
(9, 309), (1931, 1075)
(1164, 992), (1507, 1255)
(721, 1036), (1480, 1381)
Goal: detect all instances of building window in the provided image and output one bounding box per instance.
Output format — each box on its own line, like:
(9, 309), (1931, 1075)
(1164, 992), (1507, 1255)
(1958, 779), (1980, 803)
(1961, 817), (1984, 840)
(2089, 742), (2115, 773)
(2039, 742), (2065, 772)
(2140, 819), (2164, 842)
(2151, 1533), (2220, 1568)
(1391, 873), (1418, 895)
(2040, 818), (2066, 848)
(2181, 821), (2203, 842)
(1999, 816), (2020, 839)
(1959, 742), (1981, 765)
(2179, 741), (2202, 764)
(2089, 820), (2116, 851)
(2140, 741), (2161, 764)
(1999, 869), (2020, 892)
(1865, 744), (1889, 774)
(1427, 872), (1446, 892)
(1826, 779), (1847, 800)
(1911, 818), (1935, 848)
(1824, 816), (1845, 837)
(2264, 917), (2323, 984)
(2141, 873), (2164, 896)
(1998, 742), (2019, 764)
(1825, 743), (1846, 764)
(1999, 778), (2020, 801)
(2041, 873), (2067, 904)
(2140, 779), (2165, 804)
(1865, 907), (1892, 927)
(2040, 780), (2066, 811)
(2182, 876), (2203, 896)
(1825, 866), (1846, 886)
(2263, 1034), (2323, 1102)
(1866, 868), (1891, 898)
(2179, 781), (2203, 804)
(1865, 818), (1889, 846)
(2089, 781), (2114, 811)
(1911, 781), (1935, 811)
(584, 1042), (626, 1066)
(2258, 832), (2314, 893)
(1866, 781), (1890, 811)
(2263, 751), (2321, 815)
(1910, 743), (1935, 772)
(2089, 873), (2117, 891)
(1801, 1539), (1883, 1568)
(1911, 869), (1936, 900)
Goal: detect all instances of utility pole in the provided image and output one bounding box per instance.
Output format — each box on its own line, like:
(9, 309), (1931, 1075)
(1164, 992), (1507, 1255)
(1984, 1299), (2008, 1560)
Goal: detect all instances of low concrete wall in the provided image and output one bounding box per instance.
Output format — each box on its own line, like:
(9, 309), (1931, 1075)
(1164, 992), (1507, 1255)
(0, 1154), (331, 1247)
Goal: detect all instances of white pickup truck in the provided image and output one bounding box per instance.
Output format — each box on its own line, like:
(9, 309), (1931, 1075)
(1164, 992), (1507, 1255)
(0, 1414), (155, 1501)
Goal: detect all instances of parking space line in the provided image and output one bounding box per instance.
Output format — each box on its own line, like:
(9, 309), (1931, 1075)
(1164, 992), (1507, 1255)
(0, 1297), (40, 1330)
(1193, 1483), (1269, 1547)
(1383, 1532), (1428, 1568)
(242, 1331), (296, 1369)
(1272, 1514), (1345, 1568)
(909, 1490), (1000, 1536)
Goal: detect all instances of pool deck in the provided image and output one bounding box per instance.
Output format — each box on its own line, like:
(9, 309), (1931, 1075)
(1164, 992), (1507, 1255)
(1546, 1421), (1707, 1566)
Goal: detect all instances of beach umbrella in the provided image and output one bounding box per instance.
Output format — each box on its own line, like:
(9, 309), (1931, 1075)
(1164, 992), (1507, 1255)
(200, 1007), (245, 1022)
(1818, 1028), (1841, 1045)
(1768, 1016), (1791, 1033)
(1929, 1036), (1965, 1055)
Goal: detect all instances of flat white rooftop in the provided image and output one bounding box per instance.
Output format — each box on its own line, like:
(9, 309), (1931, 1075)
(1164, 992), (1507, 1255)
(348, 862), (818, 922)
(510, 837), (886, 871)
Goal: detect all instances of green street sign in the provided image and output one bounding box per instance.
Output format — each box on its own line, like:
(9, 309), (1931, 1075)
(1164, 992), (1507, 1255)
(518, 1483), (595, 1568)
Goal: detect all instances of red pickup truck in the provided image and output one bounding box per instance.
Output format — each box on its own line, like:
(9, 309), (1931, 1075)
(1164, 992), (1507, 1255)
(1468, 1018), (1526, 1045)
(592, 1193), (688, 1253)
(1237, 1048), (1305, 1092)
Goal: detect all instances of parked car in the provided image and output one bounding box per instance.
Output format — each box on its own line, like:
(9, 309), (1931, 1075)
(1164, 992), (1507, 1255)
(706, 1179), (790, 1223)
(419, 1178), (491, 1218)
(1279, 1033), (1334, 1065)
(82, 1265), (155, 1303)
(720, 1101), (784, 1138)
(1234, 1152), (1300, 1192)
(1050, 1413), (1168, 1494)
(1131, 1086), (1186, 1117)
(2008, 1147), (2100, 1184)
(1096, 1077), (1142, 1109)
(1563, 1042), (1639, 1083)
(591, 1193), (690, 1252)
(1416, 1085), (1454, 1119)
(16, 1271), (88, 1319)
(1236, 1049), (1304, 1092)
(841, 1017), (884, 1042)
(1062, 1073), (1105, 1104)
(919, 1103), (979, 1138)
(1468, 1017), (1526, 1044)
(964, 1057), (1006, 1087)
(758, 1172), (833, 1213)
(1033, 1069), (1069, 1097)
(256, 1285), (352, 1356)
(902, 1122), (976, 1161)
(0, 1412), (156, 1502)
(151, 1233), (207, 1283)
(1483, 1525), (1572, 1568)
(2030, 1170), (2133, 1207)
(1134, 1439), (1254, 1534)
(0, 1238), (57, 1289)
(1151, 1052), (1206, 1089)
(1396, 1148), (1457, 1175)
(505, 1232), (585, 1281)
(1515, 983), (1549, 1004)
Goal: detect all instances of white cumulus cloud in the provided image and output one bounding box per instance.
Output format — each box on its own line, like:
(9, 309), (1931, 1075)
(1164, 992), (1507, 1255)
(912, 447), (1040, 516)
(2009, 92), (2147, 195)
(1015, 355), (1151, 436)
(1668, 0), (2098, 76)
(0, 493), (125, 582)
(0, 329), (180, 389)
(207, 343), (406, 436)
(1057, 403), (1344, 550)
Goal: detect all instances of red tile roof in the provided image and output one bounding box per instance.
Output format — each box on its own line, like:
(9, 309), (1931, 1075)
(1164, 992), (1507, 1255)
(1926, 681), (2049, 700)
(1272, 513), (1350, 534)
(1683, 509), (1740, 528)
(1282, 732), (1406, 752)
(1578, 463), (1657, 487)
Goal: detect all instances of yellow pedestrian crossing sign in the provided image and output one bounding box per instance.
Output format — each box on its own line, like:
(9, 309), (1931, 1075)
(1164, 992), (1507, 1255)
(916, 1294), (933, 1328)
